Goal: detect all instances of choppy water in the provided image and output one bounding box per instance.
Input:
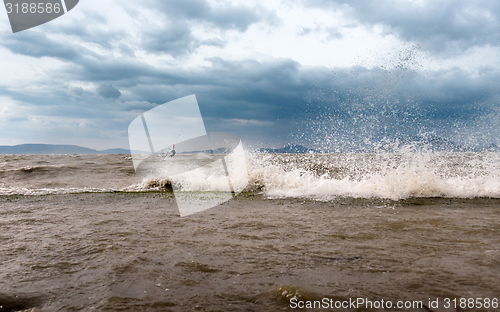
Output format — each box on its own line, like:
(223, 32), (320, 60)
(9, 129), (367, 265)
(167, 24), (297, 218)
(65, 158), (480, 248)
(1, 152), (500, 200)
(1, 153), (500, 311)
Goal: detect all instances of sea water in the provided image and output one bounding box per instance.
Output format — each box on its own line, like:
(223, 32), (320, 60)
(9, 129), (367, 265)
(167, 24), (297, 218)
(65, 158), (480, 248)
(1, 153), (500, 311)
(1, 152), (499, 200)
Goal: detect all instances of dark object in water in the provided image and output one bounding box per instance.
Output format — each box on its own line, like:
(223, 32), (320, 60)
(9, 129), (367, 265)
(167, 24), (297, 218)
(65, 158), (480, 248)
(0, 294), (42, 312)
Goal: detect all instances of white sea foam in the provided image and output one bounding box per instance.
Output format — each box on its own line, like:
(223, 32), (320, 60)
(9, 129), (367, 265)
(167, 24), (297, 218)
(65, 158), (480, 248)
(249, 152), (500, 200)
(0, 185), (110, 195)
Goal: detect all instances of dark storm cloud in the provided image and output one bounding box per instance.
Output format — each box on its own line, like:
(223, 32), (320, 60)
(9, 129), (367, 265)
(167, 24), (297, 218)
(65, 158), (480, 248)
(1, 43), (499, 148)
(96, 84), (121, 99)
(88, 56), (498, 131)
(119, 58), (312, 122)
(306, 0), (500, 52)
(2, 31), (497, 126)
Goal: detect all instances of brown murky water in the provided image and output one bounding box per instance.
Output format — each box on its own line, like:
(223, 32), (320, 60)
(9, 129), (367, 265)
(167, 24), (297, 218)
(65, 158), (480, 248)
(1, 193), (499, 311)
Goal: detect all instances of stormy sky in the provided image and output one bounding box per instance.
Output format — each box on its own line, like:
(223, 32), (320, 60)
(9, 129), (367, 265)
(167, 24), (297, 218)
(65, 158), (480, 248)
(0, 0), (499, 151)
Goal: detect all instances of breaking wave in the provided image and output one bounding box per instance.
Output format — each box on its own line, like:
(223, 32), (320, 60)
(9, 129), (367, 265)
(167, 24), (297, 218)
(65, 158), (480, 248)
(248, 152), (500, 200)
(1, 152), (499, 200)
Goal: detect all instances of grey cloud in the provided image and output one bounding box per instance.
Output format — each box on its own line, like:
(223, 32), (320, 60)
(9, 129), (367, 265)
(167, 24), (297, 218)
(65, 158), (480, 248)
(0, 1), (260, 64)
(148, 0), (271, 31)
(58, 25), (124, 50)
(70, 87), (85, 96)
(74, 58), (164, 82)
(42, 10), (128, 50)
(96, 84), (121, 99)
(142, 23), (200, 56)
(306, 0), (500, 53)
(0, 32), (81, 60)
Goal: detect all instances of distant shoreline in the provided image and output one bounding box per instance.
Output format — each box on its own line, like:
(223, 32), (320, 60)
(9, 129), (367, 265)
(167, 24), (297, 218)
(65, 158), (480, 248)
(0, 144), (130, 155)
(1, 138), (498, 155)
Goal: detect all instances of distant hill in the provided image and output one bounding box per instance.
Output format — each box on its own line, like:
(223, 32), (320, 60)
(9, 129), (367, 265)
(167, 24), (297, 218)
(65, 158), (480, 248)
(99, 148), (132, 154)
(0, 144), (131, 155)
(256, 144), (319, 154)
(4, 139), (495, 155)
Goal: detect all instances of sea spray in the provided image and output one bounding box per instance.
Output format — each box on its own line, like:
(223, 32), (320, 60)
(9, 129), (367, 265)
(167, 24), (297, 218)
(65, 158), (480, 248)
(248, 151), (500, 200)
